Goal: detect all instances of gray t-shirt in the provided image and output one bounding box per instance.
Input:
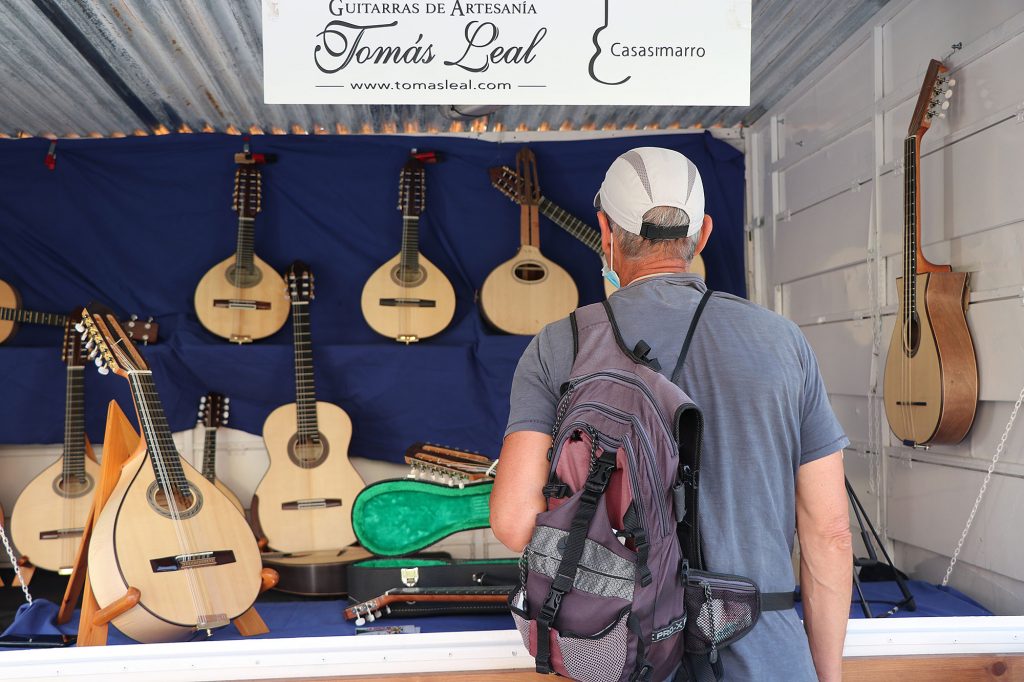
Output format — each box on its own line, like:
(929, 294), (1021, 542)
(506, 273), (849, 682)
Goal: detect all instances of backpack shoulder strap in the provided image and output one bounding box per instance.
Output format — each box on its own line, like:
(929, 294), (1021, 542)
(670, 289), (713, 384)
(570, 301), (660, 371)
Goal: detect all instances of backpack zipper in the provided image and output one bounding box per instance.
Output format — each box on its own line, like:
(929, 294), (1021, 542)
(566, 370), (676, 442)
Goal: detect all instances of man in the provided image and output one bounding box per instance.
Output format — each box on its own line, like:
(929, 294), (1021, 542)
(491, 147), (853, 681)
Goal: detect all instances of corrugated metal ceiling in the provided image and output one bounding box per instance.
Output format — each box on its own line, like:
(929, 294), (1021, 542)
(0, 0), (888, 138)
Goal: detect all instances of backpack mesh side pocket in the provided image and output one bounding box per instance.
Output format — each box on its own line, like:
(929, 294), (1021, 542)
(683, 569), (761, 657)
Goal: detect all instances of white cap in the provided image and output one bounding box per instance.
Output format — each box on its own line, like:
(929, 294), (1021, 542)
(594, 147), (705, 239)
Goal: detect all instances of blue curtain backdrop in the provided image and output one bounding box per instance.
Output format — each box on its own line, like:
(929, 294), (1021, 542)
(0, 132), (744, 463)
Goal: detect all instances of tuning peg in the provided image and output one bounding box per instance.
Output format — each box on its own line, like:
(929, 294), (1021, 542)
(94, 356), (105, 367)
(937, 112), (946, 119)
(74, 322), (85, 333)
(372, 610), (381, 619)
(224, 397), (230, 404)
(200, 396), (207, 404)
(366, 612), (376, 623)
(385, 606), (392, 615)
(97, 364), (110, 375)
(355, 615), (366, 627)
(947, 77), (956, 88)
(85, 339), (94, 350)
(88, 348), (98, 360)
(223, 418), (229, 425)
(941, 100), (950, 110)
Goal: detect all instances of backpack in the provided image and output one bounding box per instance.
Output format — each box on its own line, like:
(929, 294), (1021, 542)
(510, 292), (793, 682)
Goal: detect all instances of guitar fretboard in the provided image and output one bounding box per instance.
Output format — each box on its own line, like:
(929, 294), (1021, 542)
(62, 366), (87, 481)
(538, 198), (602, 255)
(0, 307), (67, 327)
(903, 135), (919, 318)
(202, 427), (217, 481)
(234, 216), (256, 276)
(292, 301), (319, 438)
(400, 215), (421, 275)
(128, 371), (192, 499)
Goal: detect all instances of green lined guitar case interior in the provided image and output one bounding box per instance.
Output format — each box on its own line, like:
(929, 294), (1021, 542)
(351, 478), (494, 557)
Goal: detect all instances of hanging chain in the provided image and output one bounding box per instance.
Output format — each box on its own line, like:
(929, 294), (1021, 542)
(0, 520), (32, 604)
(942, 383), (1024, 586)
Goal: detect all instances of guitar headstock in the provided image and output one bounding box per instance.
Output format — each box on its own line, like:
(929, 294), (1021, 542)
(344, 592), (392, 625)
(62, 308), (87, 367)
(403, 442), (496, 488)
(514, 147), (541, 207)
(285, 261), (315, 303)
(232, 165), (263, 218)
(910, 59), (955, 137)
(488, 165), (524, 205)
(124, 314), (159, 345)
(198, 392), (229, 428)
(78, 302), (151, 378)
(398, 156), (426, 217)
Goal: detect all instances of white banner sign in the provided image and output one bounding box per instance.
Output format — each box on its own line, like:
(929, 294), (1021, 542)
(263, 0), (751, 105)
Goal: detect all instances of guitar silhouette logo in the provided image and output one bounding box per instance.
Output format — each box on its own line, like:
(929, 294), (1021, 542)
(589, 0), (631, 86)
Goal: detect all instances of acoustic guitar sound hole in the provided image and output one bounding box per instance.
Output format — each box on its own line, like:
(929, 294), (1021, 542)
(288, 432), (329, 469)
(902, 312), (921, 357)
(390, 264), (426, 287)
(513, 261), (548, 283)
(52, 473), (94, 499)
(225, 264), (263, 288)
(146, 481), (203, 520)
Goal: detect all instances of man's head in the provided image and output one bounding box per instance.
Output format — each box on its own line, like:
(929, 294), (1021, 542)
(594, 147), (713, 285)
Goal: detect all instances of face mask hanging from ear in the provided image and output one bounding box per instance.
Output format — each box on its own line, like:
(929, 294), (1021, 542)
(601, 231), (621, 289)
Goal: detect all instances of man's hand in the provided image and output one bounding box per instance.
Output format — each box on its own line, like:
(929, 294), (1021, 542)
(490, 431), (552, 552)
(797, 451), (852, 682)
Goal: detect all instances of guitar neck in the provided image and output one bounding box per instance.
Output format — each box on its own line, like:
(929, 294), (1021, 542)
(538, 197), (602, 254)
(345, 586), (512, 620)
(400, 215), (421, 273)
(127, 371), (191, 499)
(0, 307), (67, 327)
(202, 428), (217, 481)
(903, 135), (920, 317)
(234, 215), (256, 272)
(292, 301), (319, 437)
(62, 365), (87, 481)
(520, 204), (541, 248)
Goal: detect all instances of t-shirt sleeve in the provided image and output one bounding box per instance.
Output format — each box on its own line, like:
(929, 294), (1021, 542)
(504, 321), (572, 437)
(796, 330), (850, 465)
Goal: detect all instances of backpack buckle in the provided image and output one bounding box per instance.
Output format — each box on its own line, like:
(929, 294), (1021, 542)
(538, 590), (564, 625)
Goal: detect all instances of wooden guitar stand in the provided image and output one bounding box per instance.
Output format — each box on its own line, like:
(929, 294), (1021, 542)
(57, 400), (279, 645)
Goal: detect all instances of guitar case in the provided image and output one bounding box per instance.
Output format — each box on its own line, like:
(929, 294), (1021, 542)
(346, 556), (520, 603)
(351, 478), (494, 557)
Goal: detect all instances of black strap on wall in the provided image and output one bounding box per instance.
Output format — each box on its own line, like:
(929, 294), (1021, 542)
(671, 289), (713, 385)
(534, 450), (618, 674)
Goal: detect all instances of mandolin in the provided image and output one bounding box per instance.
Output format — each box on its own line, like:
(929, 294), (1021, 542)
(196, 393), (245, 516)
(361, 153), (456, 344)
(0, 279), (158, 345)
(80, 303), (262, 643)
(194, 159), (289, 343)
(252, 262), (366, 552)
(489, 165), (707, 296)
(344, 585), (513, 625)
(480, 148), (578, 335)
(403, 442), (496, 488)
(882, 60), (978, 446)
(10, 309), (101, 575)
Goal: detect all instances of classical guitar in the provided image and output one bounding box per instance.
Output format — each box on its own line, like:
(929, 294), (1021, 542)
(260, 545), (374, 597)
(480, 148), (578, 335)
(0, 279), (158, 345)
(344, 585), (513, 625)
(10, 309), (101, 575)
(403, 442), (496, 488)
(361, 153), (456, 343)
(882, 60), (978, 446)
(489, 166), (707, 296)
(194, 159), (289, 343)
(252, 262), (366, 552)
(196, 393), (245, 516)
(79, 303), (262, 643)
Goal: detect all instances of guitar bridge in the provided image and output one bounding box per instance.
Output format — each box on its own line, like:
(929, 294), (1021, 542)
(396, 334), (420, 344)
(150, 550), (237, 572)
(229, 334), (253, 344)
(282, 498), (343, 510)
(214, 299), (272, 310)
(39, 528), (85, 540)
(195, 613), (229, 632)
(379, 298), (437, 308)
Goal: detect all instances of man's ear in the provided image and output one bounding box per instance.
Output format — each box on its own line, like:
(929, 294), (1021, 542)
(597, 211), (612, 259)
(693, 214), (713, 255)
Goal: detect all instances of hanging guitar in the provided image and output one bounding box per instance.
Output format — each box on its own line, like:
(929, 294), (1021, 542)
(10, 309), (101, 575)
(361, 151), (456, 343)
(480, 148), (579, 335)
(252, 262), (366, 552)
(0, 279), (158, 345)
(194, 155), (289, 343)
(79, 303), (262, 643)
(196, 393), (245, 516)
(489, 165), (707, 295)
(882, 60), (978, 446)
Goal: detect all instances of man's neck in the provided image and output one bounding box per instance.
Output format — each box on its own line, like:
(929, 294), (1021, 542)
(619, 258), (689, 287)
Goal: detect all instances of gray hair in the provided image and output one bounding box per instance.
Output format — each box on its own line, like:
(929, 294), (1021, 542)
(608, 205), (697, 263)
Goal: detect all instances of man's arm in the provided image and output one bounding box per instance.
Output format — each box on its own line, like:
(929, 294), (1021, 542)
(796, 451), (852, 682)
(490, 431), (552, 552)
